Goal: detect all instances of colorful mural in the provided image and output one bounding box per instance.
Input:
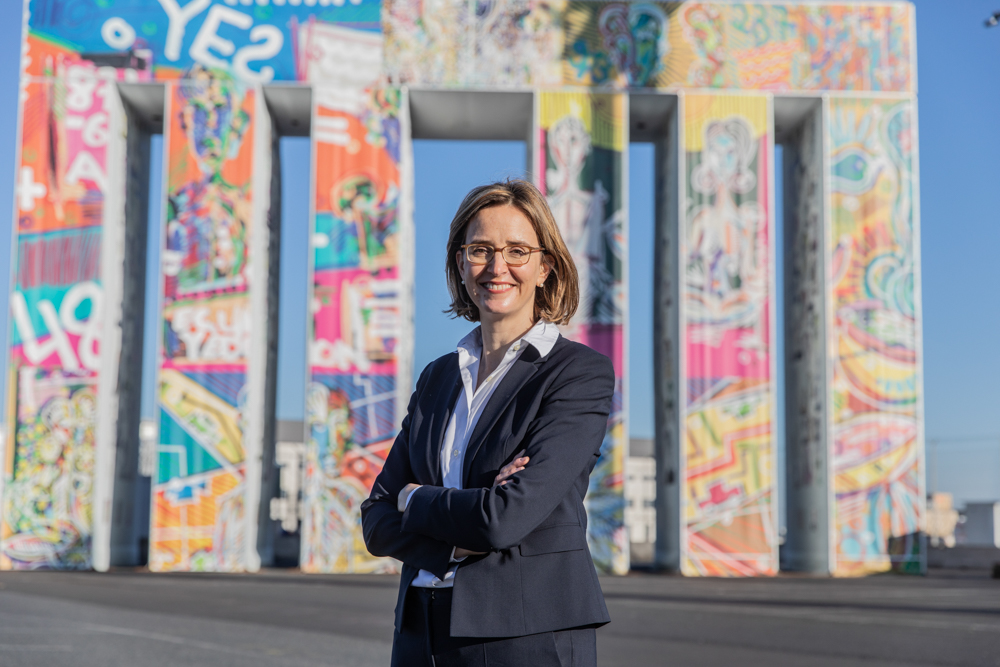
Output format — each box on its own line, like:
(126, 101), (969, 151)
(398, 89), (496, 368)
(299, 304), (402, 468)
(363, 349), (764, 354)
(382, 0), (913, 92)
(384, 0), (566, 86)
(22, 0), (382, 83)
(22, 0), (913, 94)
(149, 72), (258, 572)
(681, 93), (776, 576)
(300, 87), (403, 574)
(828, 97), (922, 576)
(563, 2), (913, 92)
(536, 91), (628, 575)
(6, 0), (922, 579)
(1, 58), (121, 569)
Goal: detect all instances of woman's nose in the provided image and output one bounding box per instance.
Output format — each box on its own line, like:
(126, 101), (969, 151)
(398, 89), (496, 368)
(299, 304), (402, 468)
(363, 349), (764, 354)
(487, 252), (509, 274)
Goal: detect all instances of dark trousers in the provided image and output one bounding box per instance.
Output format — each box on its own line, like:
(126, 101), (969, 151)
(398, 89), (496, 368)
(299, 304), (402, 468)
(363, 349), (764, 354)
(391, 586), (597, 667)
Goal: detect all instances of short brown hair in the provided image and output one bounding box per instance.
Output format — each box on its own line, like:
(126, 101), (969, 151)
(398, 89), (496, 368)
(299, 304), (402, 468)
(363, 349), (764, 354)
(445, 179), (579, 324)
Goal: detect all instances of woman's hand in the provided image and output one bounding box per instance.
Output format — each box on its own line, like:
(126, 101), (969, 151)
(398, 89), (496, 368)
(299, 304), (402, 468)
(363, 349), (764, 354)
(493, 450), (529, 488)
(397, 483), (421, 512)
(453, 547), (485, 558)
(451, 452), (530, 559)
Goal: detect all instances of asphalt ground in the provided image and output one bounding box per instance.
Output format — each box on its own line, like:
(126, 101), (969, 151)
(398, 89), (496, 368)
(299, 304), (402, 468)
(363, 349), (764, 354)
(0, 568), (997, 667)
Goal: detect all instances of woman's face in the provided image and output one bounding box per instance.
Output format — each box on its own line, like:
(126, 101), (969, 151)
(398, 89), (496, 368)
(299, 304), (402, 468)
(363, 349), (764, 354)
(457, 205), (551, 329)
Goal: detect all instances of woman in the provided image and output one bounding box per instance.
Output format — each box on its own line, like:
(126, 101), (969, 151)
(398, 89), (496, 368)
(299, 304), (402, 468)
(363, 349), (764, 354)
(361, 179), (614, 666)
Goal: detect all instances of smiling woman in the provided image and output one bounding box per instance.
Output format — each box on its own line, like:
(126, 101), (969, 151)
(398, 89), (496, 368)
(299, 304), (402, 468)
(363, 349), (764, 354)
(361, 179), (613, 667)
(458, 205), (550, 332)
(445, 181), (579, 331)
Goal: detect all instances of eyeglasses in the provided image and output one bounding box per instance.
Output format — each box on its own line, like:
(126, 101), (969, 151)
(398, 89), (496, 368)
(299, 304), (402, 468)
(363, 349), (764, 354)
(461, 244), (545, 266)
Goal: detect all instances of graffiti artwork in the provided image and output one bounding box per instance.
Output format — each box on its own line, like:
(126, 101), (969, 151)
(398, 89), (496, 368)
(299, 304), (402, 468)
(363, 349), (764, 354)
(537, 91), (628, 575)
(149, 72), (257, 572)
(22, 0), (382, 83)
(2, 370), (96, 570)
(828, 97), (922, 576)
(300, 87), (404, 574)
(563, 2), (913, 92)
(381, 1), (913, 92)
(681, 94), (776, 576)
(5, 0), (921, 577)
(384, 0), (566, 87)
(2, 57), (118, 570)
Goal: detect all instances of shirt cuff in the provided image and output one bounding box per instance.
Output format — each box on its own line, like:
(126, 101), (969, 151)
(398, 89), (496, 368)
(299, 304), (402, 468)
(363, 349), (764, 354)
(403, 485), (420, 510)
(449, 547), (467, 563)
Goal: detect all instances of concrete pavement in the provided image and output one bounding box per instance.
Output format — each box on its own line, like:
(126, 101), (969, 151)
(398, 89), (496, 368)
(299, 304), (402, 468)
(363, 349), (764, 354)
(0, 569), (997, 666)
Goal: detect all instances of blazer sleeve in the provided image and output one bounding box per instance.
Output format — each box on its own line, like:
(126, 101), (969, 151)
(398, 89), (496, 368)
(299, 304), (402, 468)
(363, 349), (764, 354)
(360, 365), (456, 579)
(400, 349), (614, 553)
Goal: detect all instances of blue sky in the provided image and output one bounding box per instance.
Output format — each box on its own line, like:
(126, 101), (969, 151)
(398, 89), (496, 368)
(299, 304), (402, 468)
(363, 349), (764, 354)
(1, 0), (998, 506)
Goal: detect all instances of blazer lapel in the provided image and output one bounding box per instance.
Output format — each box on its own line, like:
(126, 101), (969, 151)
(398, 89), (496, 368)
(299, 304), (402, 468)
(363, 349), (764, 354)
(462, 346), (542, 486)
(423, 358), (462, 486)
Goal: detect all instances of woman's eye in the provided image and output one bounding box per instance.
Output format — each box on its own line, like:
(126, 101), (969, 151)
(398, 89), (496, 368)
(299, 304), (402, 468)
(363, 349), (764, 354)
(508, 248), (529, 258)
(470, 247), (490, 257)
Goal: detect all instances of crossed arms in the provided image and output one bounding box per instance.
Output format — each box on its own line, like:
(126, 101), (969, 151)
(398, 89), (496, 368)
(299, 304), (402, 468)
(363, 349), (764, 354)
(360, 351), (614, 577)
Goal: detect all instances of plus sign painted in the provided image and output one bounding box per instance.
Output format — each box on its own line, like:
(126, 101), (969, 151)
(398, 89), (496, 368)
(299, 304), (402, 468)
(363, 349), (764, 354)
(16, 165), (46, 211)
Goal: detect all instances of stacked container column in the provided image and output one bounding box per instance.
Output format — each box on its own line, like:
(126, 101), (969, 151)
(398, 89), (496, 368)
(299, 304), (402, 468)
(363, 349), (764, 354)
(299, 85), (410, 574)
(677, 93), (778, 576)
(534, 90), (629, 575)
(150, 76), (278, 573)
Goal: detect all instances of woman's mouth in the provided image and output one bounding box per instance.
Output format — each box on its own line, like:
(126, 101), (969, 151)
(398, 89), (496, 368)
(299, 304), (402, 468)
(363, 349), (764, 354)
(481, 282), (515, 293)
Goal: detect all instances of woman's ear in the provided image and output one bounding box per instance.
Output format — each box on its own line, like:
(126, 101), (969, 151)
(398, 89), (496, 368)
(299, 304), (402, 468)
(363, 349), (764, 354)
(456, 250), (466, 278)
(538, 255), (554, 286)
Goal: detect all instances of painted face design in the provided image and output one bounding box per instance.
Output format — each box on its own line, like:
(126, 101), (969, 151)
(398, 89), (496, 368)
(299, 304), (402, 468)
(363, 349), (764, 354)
(598, 3), (669, 86)
(179, 67), (249, 175)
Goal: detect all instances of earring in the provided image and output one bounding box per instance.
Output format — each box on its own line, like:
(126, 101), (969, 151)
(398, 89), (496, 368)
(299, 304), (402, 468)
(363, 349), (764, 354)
(461, 280), (465, 284)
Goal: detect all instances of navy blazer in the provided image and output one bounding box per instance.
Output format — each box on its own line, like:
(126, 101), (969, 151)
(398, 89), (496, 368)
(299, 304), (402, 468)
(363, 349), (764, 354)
(360, 334), (614, 638)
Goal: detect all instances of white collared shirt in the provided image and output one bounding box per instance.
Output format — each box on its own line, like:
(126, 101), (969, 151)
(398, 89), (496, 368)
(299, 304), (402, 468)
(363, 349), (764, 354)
(410, 319), (561, 588)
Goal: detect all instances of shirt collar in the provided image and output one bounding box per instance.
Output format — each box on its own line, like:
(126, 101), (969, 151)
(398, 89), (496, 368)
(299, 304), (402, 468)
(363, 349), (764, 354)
(519, 319), (560, 357)
(456, 319), (560, 365)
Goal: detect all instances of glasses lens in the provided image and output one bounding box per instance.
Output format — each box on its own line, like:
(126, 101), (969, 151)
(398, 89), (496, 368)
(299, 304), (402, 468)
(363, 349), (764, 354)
(502, 246), (532, 265)
(467, 245), (492, 264)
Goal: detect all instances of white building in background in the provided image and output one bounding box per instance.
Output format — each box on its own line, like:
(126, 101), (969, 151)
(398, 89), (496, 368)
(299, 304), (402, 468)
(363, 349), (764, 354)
(957, 502), (1000, 549)
(626, 439), (657, 561)
(270, 421), (306, 530)
(138, 419), (158, 479)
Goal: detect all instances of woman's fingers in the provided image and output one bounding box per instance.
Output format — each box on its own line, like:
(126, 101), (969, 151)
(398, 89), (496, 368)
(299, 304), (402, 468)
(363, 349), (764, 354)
(493, 450), (532, 487)
(496, 466), (525, 481)
(453, 547), (486, 558)
(496, 463), (527, 480)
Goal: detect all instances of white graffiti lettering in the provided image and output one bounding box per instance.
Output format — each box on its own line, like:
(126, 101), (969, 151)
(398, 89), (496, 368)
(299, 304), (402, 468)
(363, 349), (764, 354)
(66, 113), (109, 148)
(65, 66), (98, 112)
(157, 0), (213, 62)
(233, 25), (284, 83)
(60, 282), (103, 371)
(309, 338), (370, 372)
(102, 17), (137, 51)
(64, 150), (107, 193)
(11, 282), (103, 372)
(190, 6), (253, 70)
(81, 113), (110, 148)
(170, 304), (250, 362)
